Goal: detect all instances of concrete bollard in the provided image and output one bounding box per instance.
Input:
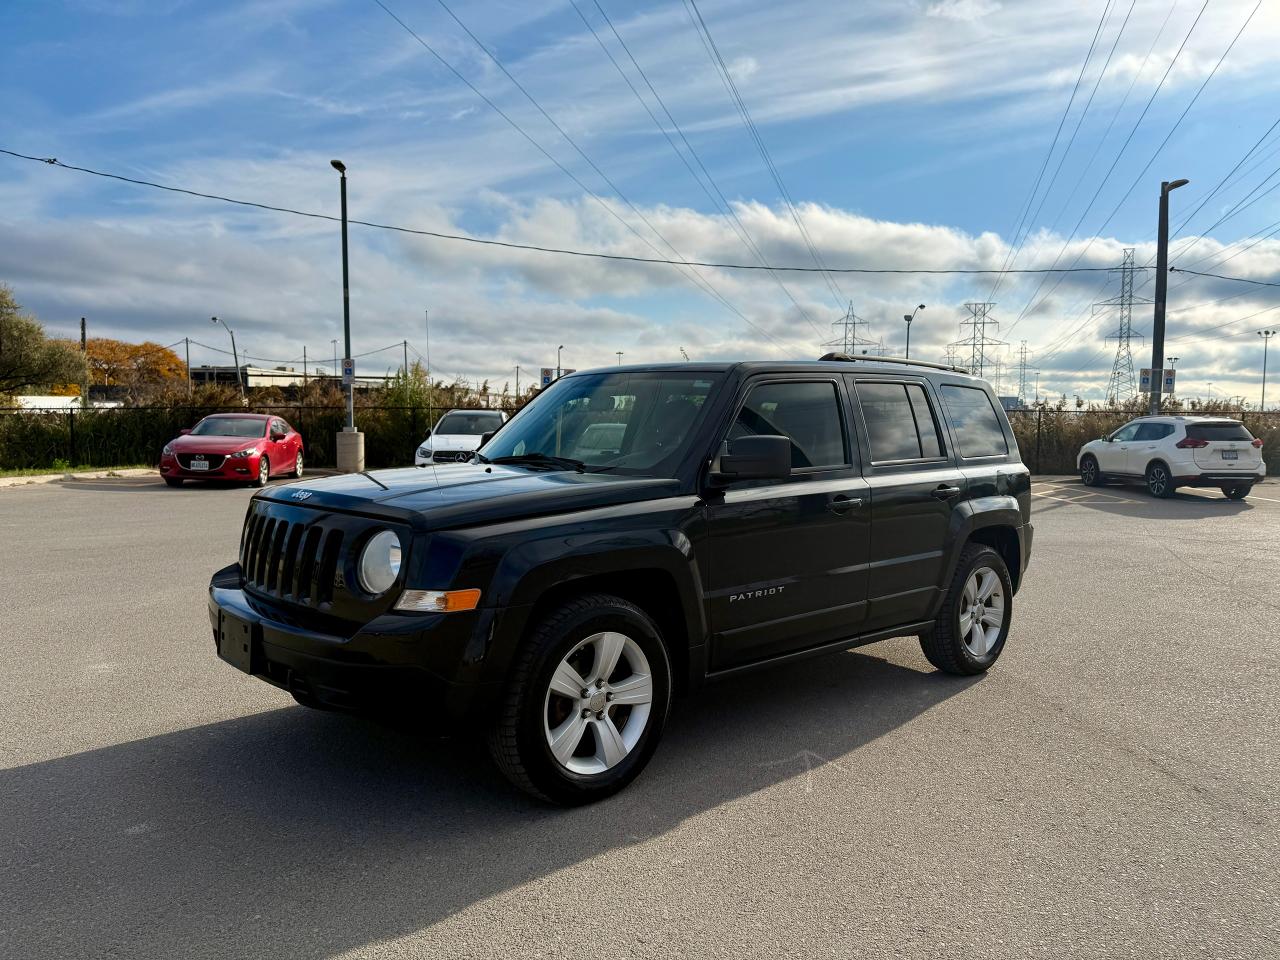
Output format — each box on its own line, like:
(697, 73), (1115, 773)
(335, 429), (365, 473)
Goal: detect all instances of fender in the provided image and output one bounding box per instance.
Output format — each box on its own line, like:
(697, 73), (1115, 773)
(455, 496), (708, 684)
(930, 494), (1025, 618)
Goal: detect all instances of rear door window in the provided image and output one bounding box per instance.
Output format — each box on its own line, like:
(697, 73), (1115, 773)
(1134, 423), (1173, 441)
(855, 381), (946, 463)
(940, 385), (1009, 458)
(1185, 422), (1253, 442)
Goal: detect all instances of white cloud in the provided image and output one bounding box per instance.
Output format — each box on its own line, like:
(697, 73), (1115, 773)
(925, 0), (1001, 23)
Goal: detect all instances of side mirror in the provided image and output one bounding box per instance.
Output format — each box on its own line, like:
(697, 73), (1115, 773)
(271, 431), (286, 441)
(179, 428), (192, 436)
(712, 435), (791, 483)
(479, 431), (496, 446)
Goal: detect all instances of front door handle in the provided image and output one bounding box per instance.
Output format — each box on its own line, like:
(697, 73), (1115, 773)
(931, 485), (962, 500)
(828, 494), (863, 514)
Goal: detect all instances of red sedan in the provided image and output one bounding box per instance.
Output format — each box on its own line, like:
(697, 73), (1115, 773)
(159, 414), (304, 488)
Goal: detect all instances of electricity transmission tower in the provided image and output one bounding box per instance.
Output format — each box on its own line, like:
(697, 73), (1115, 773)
(949, 302), (1006, 379)
(1016, 340), (1034, 404)
(824, 302), (878, 355)
(1096, 248), (1150, 404)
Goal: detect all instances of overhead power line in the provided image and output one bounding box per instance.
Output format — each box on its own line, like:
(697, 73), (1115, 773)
(1, 147), (1185, 277)
(1170, 267), (1280, 287)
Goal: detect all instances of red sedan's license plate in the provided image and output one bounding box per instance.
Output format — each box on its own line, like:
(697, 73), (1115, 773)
(189, 460), (210, 470)
(1221, 450), (1239, 460)
(218, 610), (257, 673)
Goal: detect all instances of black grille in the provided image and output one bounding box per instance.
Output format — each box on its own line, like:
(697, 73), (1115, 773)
(179, 453), (226, 470)
(433, 449), (473, 463)
(241, 505), (343, 606)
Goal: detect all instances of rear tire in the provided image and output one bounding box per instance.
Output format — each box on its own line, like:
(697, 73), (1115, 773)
(1222, 484), (1251, 500)
(252, 457), (270, 488)
(163, 476), (183, 487)
(920, 544), (1012, 676)
(488, 593), (672, 805)
(1145, 461), (1175, 499)
(291, 452), (304, 479)
(1080, 454), (1101, 486)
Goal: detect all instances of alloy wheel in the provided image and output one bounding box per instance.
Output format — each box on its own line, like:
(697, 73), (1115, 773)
(959, 566), (1004, 657)
(1081, 458), (1097, 484)
(1148, 466), (1168, 497)
(543, 631), (654, 775)
(295, 453), (304, 478)
(259, 459), (269, 485)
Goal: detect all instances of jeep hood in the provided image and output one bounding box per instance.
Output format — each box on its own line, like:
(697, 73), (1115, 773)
(258, 464), (682, 529)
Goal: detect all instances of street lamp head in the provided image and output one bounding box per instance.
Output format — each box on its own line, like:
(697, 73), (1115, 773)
(330, 159), (346, 174)
(904, 314), (913, 323)
(917, 304), (926, 311)
(1166, 178), (1189, 192)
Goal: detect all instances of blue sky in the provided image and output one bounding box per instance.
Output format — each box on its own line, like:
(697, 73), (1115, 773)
(2, 0), (1279, 403)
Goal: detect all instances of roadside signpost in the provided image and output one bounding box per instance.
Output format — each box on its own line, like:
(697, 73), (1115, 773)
(342, 358), (354, 386)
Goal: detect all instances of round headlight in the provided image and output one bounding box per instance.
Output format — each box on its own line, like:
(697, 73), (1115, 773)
(357, 530), (402, 595)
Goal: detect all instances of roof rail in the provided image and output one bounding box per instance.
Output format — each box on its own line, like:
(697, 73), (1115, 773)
(818, 352), (969, 374)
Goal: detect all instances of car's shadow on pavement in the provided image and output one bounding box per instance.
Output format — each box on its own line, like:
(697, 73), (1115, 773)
(0, 647), (978, 960)
(1033, 478), (1259, 519)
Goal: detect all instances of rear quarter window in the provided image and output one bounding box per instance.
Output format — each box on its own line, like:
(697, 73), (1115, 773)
(940, 385), (1009, 458)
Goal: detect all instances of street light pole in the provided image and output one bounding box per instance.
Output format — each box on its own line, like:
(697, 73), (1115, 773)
(1261, 330), (1277, 411)
(331, 160), (354, 431)
(903, 304), (925, 359)
(557, 345), (564, 379)
(211, 316), (244, 400)
(1150, 177), (1189, 416)
(330, 159), (364, 472)
(616, 351), (624, 364)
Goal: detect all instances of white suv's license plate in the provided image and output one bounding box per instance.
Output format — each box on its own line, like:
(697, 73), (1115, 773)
(189, 460), (210, 471)
(1221, 450), (1239, 460)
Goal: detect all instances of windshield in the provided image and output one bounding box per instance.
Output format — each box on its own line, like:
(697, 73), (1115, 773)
(190, 417), (266, 438)
(482, 371), (719, 474)
(435, 411), (505, 435)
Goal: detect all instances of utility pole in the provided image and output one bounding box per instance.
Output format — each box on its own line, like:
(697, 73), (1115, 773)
(211, 316), (244, 399)
(403, 340), (409, 377)
(1098, 248), (1149, 404)
(303, 345), (308, 388)
(616, 351), (624, 364)
(424, 309), (431, 383)
(331, 339), (338, 380)
(185, 337), (192, 396)
(1150, 177), (1190, 415)
(1261, 329), (1277, 411)
(1034, 370), (1041, 405)
(515, 365), (520, 398)
(81, 318), (89, 408)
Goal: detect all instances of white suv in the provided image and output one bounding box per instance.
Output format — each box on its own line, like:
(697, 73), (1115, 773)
(414, 409), (507, 466)
(1077, 416), (1265, 499)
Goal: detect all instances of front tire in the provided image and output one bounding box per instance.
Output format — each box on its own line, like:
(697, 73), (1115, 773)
(489, 593), (672, 805)
(1222, 484), (1251, 500)
(1080, 454), (1101, 486)
(163, 476), (183, 487)
(1145, 461), (1175, 498)
(252, 456), (270, 488)
(920, 544), (1012, 676)
(291, 452), (304, 479)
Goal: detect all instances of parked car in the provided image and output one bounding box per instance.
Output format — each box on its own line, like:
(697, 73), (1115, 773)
(414, 409), (508, 465)
(209, 357), (1032, 803)
(161, 414), (303, 488)
(1077, 415), (1265, 499)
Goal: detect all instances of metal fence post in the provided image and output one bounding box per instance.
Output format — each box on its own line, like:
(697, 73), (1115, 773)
(1035, 408), (1042, 476)
(67, 410), (76, 466)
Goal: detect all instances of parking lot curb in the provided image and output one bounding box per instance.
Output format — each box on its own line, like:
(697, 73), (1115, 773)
(0, 468), (155, 489)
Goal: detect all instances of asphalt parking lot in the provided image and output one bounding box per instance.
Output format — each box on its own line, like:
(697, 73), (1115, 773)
(2, 474), (1277, 959)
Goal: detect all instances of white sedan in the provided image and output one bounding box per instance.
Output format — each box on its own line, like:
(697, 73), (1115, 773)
(414, 409), (508, 466)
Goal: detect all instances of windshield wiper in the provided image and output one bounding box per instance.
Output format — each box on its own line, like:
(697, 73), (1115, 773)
(489, 453), (586, 472)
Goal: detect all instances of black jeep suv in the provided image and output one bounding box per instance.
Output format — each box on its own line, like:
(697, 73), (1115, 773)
(209, 357), (1032, 803)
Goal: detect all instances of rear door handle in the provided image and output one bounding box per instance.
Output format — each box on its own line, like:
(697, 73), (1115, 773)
(828, 494), (863, 514)
(931, 485), (962, 500)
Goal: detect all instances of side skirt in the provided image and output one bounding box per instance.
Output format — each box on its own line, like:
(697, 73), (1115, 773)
(703, 620), (935, 682)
